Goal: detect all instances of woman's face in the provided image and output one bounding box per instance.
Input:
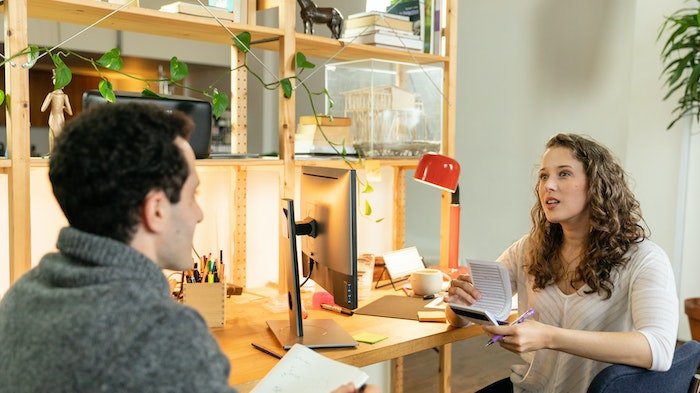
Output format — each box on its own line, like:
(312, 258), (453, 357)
(538, 146), (590, 229)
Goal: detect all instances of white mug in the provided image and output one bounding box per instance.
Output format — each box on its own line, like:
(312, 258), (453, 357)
(409, 268), (450, 296)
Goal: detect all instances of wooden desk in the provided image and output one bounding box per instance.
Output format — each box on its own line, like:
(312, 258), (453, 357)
(211, 290), (484, 393)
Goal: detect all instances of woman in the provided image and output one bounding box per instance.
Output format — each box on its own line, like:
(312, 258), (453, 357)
(447, 133), (678, 392)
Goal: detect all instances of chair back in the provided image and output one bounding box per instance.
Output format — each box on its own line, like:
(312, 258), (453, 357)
(587, 340), (700, 393)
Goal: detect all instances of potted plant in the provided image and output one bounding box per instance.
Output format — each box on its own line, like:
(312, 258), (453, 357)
(659, 1), (700, 129)
(659, 1), (700, 340)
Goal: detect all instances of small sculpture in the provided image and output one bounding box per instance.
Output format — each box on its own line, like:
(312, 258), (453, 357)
(296, 0), (343, 40)
(41, 70), (73, 154)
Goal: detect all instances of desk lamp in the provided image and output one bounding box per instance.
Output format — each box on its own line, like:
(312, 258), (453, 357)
(413, 152), (461, 271)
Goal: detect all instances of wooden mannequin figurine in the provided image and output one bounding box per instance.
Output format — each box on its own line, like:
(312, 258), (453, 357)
(41, 70), (73, 154)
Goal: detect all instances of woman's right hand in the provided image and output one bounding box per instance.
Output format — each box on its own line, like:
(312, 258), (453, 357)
(446, 274), (481, 305)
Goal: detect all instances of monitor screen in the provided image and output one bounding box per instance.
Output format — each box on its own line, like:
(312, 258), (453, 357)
(300, 166), (358, 310)
(82, 90), (212, 159)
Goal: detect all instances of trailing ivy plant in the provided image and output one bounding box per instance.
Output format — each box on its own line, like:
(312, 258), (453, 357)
(659, 1), (700, 129)
(0, 32), (381, 221)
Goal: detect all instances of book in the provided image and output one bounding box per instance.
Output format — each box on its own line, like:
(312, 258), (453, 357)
(295, 120), (354, 154)
(299, 115), (351, 127)
(448, 259), (513, 326)
(342, 26), (418, 40)
(340, 31), (423, 51)
(159, 1), (236, 22)
(208, 0), (233, 12)
(347, 10), (410, 21)
(386, 0), (421, 21)
(250, 343), (369, 393)
(344, 12), (414, 32)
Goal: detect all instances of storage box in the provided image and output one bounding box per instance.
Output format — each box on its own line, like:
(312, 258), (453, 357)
(325, 59), (444, 157)
(182, 282), (225, 328)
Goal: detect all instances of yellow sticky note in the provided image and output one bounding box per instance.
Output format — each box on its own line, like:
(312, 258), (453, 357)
(417, 310), (446, 323)
(353, 332), (388, 344)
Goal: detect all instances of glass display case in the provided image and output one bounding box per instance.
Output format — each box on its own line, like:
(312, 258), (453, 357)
(325, 59), (444, 157)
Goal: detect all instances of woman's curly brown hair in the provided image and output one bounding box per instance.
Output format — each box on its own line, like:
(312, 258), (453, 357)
(526, 133), (646, 299)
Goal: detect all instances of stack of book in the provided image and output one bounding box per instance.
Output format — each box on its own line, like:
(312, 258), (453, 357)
(340, 11), (422, 52)
(295, 116), (354, 155)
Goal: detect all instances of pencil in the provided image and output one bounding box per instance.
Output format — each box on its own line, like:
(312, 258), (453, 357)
(251, 342), (284, 359)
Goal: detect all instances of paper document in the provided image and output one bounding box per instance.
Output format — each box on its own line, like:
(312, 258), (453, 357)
(251, 343), (369, 393)
(449, 259), (512, 325)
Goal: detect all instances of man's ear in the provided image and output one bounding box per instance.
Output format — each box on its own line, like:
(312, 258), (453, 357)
(141, 189), (169, 233)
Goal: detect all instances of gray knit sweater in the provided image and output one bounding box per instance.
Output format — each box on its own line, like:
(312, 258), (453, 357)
(0, 227), (237, 393)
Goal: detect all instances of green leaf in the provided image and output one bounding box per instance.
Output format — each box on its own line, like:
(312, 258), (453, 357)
(364, 200), (372, 216)
(25, 45), (40, 69)
(98, 79), (116, 103)
(51, 54), (72, 90)
(375, 218), (384, 223)
(170, 57), (189, 82)
(280, 78), (293, 98)
(295, 52), (315, 69)
(0, 90), (5, 106)
(363, 183), (374, 193)
(211, 88), (229, 119)
(324, 88), (335, 110)
(141, 89), (161, 98)
(234, 31), (251, 53)
(97, 48), (124, 71)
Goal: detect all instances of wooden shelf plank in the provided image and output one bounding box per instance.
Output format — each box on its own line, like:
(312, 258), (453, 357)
(0, 159), (10, 169)
(195, 158), (283, 167)
(294, 33), (448, 64)
(295, 157), (418, 168)
(24, 0), (282, 45)
(28, 158), (283, 168)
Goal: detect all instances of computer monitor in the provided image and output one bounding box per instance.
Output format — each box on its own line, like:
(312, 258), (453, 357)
(82, 90), (212, 159)
(299, 166), (358, 310)
(267, 166), (358, 349)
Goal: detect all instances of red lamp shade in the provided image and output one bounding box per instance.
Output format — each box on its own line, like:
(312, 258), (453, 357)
(413, 153), (461, 192)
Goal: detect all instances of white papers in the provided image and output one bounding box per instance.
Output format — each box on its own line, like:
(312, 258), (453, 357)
(382, 246), (424, 280)
(251, 344), (369, 393)
(448, 259), (512, 325)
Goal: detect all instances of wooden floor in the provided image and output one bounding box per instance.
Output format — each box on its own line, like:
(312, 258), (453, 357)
(403, 333), (526, 392)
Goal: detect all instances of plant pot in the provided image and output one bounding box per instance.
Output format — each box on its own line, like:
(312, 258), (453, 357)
(685, 298), (700, 341)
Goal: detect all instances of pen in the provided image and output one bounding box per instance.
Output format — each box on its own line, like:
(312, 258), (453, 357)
(320, 303), (354, 316)
(486, 307), (535, 347)
(251, 342), (284, 359)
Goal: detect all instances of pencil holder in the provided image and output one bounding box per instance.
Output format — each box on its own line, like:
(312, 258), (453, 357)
(182, 282), (225, 328)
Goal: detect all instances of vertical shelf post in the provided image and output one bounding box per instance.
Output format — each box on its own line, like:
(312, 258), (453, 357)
(5, 0), (32, 283)
(277, 0), (297, 293)
(439, 0), (458, 268)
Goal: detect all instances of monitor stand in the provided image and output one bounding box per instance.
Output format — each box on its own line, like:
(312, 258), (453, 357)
(266, 319), (358, 350)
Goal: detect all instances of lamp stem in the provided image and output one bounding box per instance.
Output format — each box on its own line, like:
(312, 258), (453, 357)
(448, 185), (460, 270)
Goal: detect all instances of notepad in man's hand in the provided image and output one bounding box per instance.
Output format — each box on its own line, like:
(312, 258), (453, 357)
(449, 259), (512, 326)
(251, 343), (369, 393)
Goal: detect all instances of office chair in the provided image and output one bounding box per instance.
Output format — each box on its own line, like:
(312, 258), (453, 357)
(587, 340), (700, 393)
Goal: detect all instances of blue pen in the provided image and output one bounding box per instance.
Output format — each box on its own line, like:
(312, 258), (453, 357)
(485, 307), (535, 347)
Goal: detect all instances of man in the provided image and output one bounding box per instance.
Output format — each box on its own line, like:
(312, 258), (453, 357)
(0, 103), (375, 393)
(0, 103), (235, 392)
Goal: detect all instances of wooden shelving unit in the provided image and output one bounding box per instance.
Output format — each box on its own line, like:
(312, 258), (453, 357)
(2, 0), (458, 293)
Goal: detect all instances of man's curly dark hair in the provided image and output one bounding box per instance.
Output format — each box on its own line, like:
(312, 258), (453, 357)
(49, 102), (194, 243)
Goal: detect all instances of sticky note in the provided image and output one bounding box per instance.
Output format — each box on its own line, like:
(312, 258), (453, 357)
(353, 332), (388, 344)
(417, 310), (446, 322)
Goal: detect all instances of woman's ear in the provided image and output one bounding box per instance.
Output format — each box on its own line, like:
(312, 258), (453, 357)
(141, 189), (169, 233)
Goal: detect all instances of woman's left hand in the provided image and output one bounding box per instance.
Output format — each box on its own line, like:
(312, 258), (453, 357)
(481, 320), (553, 354)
